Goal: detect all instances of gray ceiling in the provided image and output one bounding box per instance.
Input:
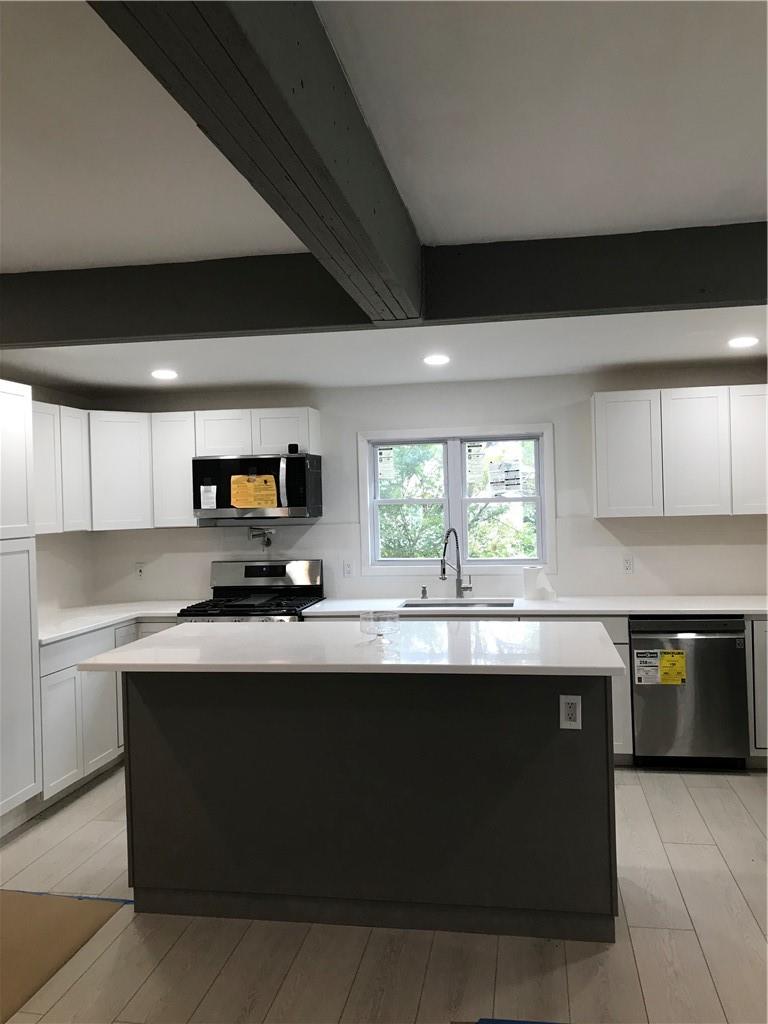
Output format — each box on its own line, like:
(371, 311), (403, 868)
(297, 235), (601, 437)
(0, 2), (303, 273)
(1, 1), (765, 274)
(320, 0), (767, 243)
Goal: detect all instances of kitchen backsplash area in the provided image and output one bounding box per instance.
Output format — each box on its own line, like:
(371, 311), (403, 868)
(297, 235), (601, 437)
(35, 361), (767, 609)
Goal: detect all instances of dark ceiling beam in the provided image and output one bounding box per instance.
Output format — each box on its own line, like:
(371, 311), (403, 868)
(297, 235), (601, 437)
(425, 222), (767, 321)
(0, 254), (368, 349)
(1, 224), (764, 349)
(88, 1), (422, 322)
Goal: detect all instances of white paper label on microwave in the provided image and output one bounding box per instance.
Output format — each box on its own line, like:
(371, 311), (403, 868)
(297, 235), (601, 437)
(634, 650), (660, 684)
(377, 446), (395, 481)
(200, 485), (217, 510)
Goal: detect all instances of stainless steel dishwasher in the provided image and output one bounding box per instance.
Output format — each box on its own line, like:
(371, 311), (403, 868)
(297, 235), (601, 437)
(630, 618), (749, 760)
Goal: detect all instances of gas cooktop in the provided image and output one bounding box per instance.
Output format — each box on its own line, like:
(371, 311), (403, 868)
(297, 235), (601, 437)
(177, 559), (323, 622)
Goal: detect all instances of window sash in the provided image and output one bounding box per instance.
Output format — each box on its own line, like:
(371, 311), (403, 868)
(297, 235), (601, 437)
(368, 434), (546, 567)
(373, 441), (447, 502)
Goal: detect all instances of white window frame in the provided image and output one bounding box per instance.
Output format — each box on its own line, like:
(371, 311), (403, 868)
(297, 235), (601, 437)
(358, 424), (557, 576)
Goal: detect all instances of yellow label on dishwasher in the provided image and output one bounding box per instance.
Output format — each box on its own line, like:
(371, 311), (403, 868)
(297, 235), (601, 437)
(230, 474), (277, 508)
(659, 649), (686, 685)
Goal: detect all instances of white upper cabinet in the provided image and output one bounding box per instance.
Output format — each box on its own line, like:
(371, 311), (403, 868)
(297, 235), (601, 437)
(252, 407), (321, 454)
(151, 411), (197, 527)
(593, 390), (662, 517)
(90, 411), (153, 530)
(32, 401), (63, 534)
(195, 406), (322, 456)
(730, 384), (768, 515)
(0, 378), (34, 540)
(662, 386), (731, 516)
(60, 407), (92, 531)
(194, 409), (252, 456)
(0, 537), (41, 814)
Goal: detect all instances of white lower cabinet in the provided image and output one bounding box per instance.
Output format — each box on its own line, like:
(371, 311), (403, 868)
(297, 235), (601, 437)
(39, 624), (122, 799)
(41, 667), (83, 798)
(80, 669), (120, 773)
(137, 621), (177, 638)
(41, 664), (119, 793)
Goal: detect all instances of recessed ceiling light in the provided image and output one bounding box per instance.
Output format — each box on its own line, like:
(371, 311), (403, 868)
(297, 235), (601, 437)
(151, 368), (178, 380)
(423, 353), (450, 366)
(727, 336), (759, 349)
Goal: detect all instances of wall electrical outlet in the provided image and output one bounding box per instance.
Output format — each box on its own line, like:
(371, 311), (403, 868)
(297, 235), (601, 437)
(135, 562), (146, 580)
(622, 553), (634, 575)
(342, 559), (354, 578)
(559, 694), (582, 730)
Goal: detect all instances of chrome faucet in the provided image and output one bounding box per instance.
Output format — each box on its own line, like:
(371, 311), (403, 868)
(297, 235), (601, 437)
(439, 527), (473, 598)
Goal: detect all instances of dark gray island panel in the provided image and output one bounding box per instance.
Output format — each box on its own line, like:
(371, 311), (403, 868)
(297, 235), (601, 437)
(124, 670), (617, 941)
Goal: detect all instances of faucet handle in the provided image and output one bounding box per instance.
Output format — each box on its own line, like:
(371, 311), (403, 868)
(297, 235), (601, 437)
(464, 575), (473, 593)
(421, 585), (428, 599)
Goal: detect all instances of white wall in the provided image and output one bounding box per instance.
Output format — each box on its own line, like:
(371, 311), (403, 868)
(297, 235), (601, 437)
(35, 360), (765, 607)
(36, 532), (94, 612)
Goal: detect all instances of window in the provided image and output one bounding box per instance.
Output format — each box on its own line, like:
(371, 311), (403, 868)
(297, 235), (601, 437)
(360, 426), (555, 573)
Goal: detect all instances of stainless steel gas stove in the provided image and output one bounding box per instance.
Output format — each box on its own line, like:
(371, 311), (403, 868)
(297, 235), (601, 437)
(177, 560), (323, 623)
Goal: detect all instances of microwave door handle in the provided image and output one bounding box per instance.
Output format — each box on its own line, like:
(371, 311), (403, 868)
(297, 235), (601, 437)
(279, 458), (288, 507)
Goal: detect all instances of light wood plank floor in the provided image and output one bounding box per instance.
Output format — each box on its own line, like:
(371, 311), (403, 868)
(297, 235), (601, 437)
(2, 766), (765, 1024)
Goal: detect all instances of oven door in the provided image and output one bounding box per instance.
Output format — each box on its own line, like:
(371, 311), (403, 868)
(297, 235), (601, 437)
(192, 455), (321, 522)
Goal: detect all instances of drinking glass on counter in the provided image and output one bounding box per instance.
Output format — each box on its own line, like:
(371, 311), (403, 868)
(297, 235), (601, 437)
(360, 611), (400, 643)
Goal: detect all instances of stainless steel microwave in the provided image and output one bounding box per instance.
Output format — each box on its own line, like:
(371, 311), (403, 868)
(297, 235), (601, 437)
(192, 454), (322, 526)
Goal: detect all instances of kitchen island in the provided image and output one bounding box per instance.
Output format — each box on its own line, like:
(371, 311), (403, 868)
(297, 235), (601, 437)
(80, 619), (624, 941)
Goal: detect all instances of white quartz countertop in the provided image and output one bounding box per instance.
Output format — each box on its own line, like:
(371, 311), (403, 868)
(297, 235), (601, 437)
(78, 619), (626, 676)
(39, 601), (197, 644)
(304, 595), (768, 618)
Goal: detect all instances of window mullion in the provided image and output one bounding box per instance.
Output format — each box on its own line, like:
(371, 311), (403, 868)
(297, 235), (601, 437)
(445, 438), (464, 542)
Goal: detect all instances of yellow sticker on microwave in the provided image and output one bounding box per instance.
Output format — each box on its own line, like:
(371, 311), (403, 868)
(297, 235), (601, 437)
(230, 475), (277, 508)
(659, 649), (686, 685)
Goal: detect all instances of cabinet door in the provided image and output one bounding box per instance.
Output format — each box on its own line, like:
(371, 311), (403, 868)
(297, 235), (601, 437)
(41, 667), (83, 798)
(613, 645), (633, 756)
(114, 623), (139, 748)
(252, 407), (310, 454)
(662, 386), (731, 515)
(32, 402), (64, 534)
(137, 622), (176, 638)
(0, 379), (34, 540)
(753, 621), (767, 751)
(0, 538), (41, 813)
(90, 411), (153, 530)
(593, 391), (663, 517)
(151, 411), (196, 527)
(81, 668), (120, 774)
(60, 407), (92, 531)
(731, 384), (768, 515)
(194, 409), (252, 456)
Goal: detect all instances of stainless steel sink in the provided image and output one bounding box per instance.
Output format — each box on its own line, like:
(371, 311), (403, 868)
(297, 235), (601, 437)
(401, 599), (516, 608)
